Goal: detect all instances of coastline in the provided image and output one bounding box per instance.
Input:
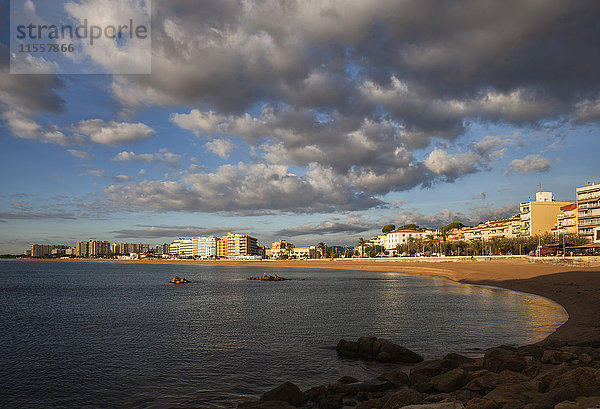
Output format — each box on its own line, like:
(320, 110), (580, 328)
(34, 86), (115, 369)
(16, 256), (600, 347)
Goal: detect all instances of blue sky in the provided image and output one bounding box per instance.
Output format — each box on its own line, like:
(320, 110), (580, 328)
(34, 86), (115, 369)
(1, 0), (599, 253)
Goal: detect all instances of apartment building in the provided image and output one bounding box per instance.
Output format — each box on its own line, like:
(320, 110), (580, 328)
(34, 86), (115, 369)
(112, 243), (151, 254)
(519, 192), (573, 237)
(194, 236), (217, 259)
(463, 215), (521, 241)
(226, 233), (259, 257)
(384, 230), (428, 254)
(552, 203), (578, 236)
(577, 182), (600, 240)
(75, 240), (110, 257)
(271, 239), (293, 259)
(292, 246), (317, 259)
(30, 244), (70, 257)
(216, 237), (228, 258)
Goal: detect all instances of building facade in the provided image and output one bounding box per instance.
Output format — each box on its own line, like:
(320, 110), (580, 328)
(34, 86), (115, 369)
(463, 215), (521, 241)
(216, 237), (229, 258)
(31, 244), (70, 257)
(271, 239), (293, 259)
(194, 236), (217, 259)
(577, 183), (600, 240)
(552, 203), (578, 236)
(226, 233), (259, 257)
(383, 230), (428, 253)
(519, 192), (573, 237)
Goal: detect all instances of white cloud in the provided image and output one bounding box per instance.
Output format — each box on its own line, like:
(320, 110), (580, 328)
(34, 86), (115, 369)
(205, 139), (236, 158)
(2, 110), (80, 145)
(423, 149), (480, 180)
(112, 149), (181, 166)
(74, 119), (155, 145)
(67, 149), (93, 160)
(508, 155), (551, 174)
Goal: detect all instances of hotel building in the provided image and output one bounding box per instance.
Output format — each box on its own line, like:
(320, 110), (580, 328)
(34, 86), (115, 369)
(519, 192), (573, 237)
(576, 182), (600, 240)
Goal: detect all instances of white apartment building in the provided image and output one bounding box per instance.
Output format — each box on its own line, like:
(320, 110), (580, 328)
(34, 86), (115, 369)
(195, 236), (217, 259)
(577, 183), (600, 240)
(384, 230), (428, 254)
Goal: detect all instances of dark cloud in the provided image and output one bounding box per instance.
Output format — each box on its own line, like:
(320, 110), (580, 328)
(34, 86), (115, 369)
(110, 225), (251, 239)
(276, 220), (376, 237)
(0, 211), (77, 220)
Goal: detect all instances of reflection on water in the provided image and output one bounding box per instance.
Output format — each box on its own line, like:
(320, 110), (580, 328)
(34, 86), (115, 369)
(0, 261), (567, 408)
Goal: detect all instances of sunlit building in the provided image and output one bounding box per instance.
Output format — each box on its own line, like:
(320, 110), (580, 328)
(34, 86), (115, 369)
(519, 192), (573, 237)
(194, 236), (217, 259)
(577, 182), (600, 240)
(463, 215), (521, 241)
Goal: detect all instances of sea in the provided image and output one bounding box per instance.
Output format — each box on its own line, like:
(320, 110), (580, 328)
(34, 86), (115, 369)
(0, 260), (567, 408)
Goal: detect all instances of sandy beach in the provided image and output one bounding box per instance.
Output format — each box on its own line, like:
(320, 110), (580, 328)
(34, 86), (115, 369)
(64, 257), (600, 348)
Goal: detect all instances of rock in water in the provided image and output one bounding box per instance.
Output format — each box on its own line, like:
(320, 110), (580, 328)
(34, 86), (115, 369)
(260, 381), (306, 406)
(336, 337), (423, 363)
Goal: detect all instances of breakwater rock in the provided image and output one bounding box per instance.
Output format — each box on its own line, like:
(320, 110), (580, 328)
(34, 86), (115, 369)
(248, 273), (286, 281)
(337, 336), (424, 364)
(238, 343), (600, 409)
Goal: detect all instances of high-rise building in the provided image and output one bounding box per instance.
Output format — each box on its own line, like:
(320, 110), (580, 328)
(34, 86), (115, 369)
(89, 240), (111, 257)
(519, 192), (573, 237)
(155, 243), (170, 255)
(76, 241), (89, 257)
(169, 238), (194, 258)
(195, 236), (217, 259)
(216, 237), (228, 258)
(226, 233), (258, 257)
(30, 244), (70, 257)
(576, 182), (600, 240)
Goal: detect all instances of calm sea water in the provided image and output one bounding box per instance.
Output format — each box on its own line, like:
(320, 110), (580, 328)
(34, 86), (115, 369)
(0, 260), (567, 408)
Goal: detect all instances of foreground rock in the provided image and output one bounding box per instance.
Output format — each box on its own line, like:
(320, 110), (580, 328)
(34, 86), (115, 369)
(337, 337), (424, 363)
(239, 343), (600, 409)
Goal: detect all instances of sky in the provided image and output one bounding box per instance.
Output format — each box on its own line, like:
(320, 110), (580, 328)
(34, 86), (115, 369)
(1, 0), (599, 254)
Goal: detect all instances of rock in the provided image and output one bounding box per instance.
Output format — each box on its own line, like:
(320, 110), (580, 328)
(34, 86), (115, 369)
(305, 385), (327, 401)
(483, 384), (528, 407)
(356, 399), (384, 409)
(444, 353), (476, 366)
(484, 346), (528, 373)
(518, 345), (544, 360)
(359, 337), (378, 360)
(238, 400), (296, 408)
(410, 373), (434, 393)
(463, 371), (500, 394)
(338, 375), (360, 384)
(337, 339), (359, 358)
(377, 339), (424, 363)
(343, 396), (358, 406)
(382, 388), (424, 409)
(579, 353), (592, 364)
(431, 369), (470, 393)
(319, 393), (344, 409)
(541, 350), (577, 365)
(574, 396), (600, 408)
(547, 367), (600, 396)
(526, 387), (576, 409)
(337, 337), (423, 363)
(465, 398), (500, 409)
(411, 360), (451, 379)
(260, 381), (306, 406)
(401, 403), (465, 409)
(500, 370), (530, 384)
(423, 393), (453, 403)
(553, 401), (580, 409)
(378, 370), (409, 386)
(523, 380), (545, 393)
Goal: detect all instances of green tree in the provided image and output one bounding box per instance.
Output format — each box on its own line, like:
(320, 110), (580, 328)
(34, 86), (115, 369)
(317, 242), (327, 259)
(357, 237), (367, 257)
(382, 224), (396, 234)
(398, 224), (420, 231)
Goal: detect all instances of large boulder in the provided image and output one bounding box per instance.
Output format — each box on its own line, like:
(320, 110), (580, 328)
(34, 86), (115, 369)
(337, 339), (360, 358)
(337, 337), (423, 363)
(382, 388), (424, 409)
(378, 370), (409, 386)
(260, 381), (306, 406)
(356, 398), (384, 409)
(401, 403), (465, 409)
(547, 367), (600, 396)
(431, 368), (470, 393)
(465, 398), (500, 409)
(483, 346), (528, 373)
(540, 350), (577, 365)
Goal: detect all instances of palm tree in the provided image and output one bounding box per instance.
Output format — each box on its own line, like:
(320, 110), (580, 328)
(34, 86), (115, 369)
(317, 242), (327, 259)
(357, 237), (366, 257)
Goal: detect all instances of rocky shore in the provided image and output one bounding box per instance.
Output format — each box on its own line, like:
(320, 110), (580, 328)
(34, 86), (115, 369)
(239, 341), (600, 409)
(237, 266), (600, 409)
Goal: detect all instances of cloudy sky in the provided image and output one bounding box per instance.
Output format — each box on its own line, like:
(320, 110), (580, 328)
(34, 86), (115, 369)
(1, 0), (599, 253)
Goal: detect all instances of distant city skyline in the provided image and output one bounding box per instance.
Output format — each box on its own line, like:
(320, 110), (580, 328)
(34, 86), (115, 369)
(1, 0), (600, 254)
